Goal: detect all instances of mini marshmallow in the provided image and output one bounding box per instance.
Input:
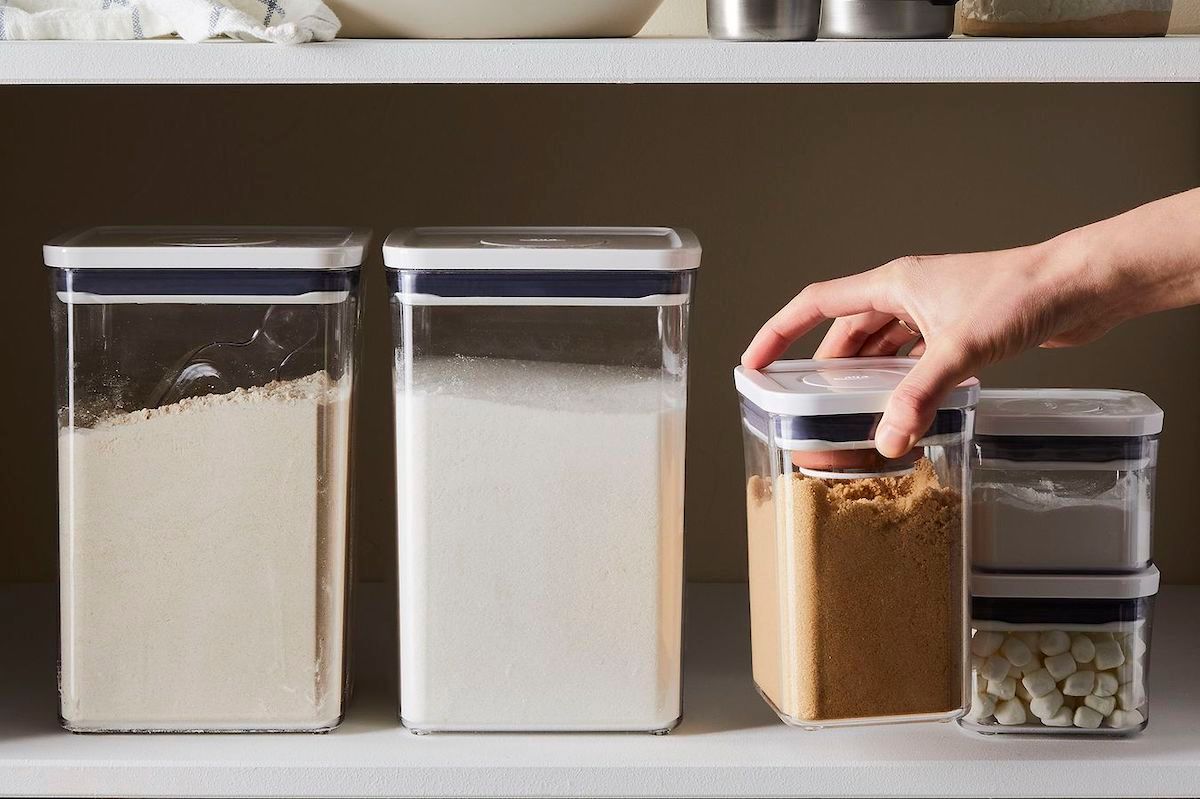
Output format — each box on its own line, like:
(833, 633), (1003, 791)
(987, 676), (1017, 701)
(1015, 631), (1041, 649)
(994, 698), (1027, 726)
(1016, 681), (1033, 703)
(1122, 635), (1147, 661)
(1021, 654), (1044, 677)
(1107, 708), (1145, 729)
(1044, 706), (1075, 727)
(1094, 672), (1119, 697)
(969, 693), (997, 721)
(1038, 630), (1071, 657)
(981, 655), (1010, 683)
(1008, 662), (1022, 679)
(1030, 689), (1065, 720)
(971, 654), (985, 674)
(1045, 652), (1078, 682)
(1001, 636), (1034, 668)
(1118, 682), (1146, 712)
(1063, 670), (1095, 697)
(1117, 660), (1143, 685)
(1070, 634), (1096, 664)
(1084, 693), (1116, 717)
(1074, 706), (1104, 729)
(1021, 669), (1057, 698)
(1089, 631), (1116, 644)
(971, 630), (1005, 657)
(1093, 639), (1126, 671)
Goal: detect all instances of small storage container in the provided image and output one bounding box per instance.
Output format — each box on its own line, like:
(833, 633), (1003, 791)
(385, 226), (700, 734)
(973, 389), (1162, 573)
(963, 567), (1159, 735)
(48, 226), (366, 733)
(734, 357), (977, 729)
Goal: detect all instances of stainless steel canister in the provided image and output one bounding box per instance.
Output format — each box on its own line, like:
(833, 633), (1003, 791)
(708, 0), (822, 41)
(820, 0), (957, 39)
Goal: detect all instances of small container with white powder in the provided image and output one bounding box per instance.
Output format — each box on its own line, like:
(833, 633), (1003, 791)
(384, 227), (700, 733)
(47, 226), (366, 733)
(973, 390), (1163, 573)
(962, 568), (1159, 736)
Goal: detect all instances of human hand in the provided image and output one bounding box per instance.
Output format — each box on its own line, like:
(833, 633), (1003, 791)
(741, 188), (1200, 458)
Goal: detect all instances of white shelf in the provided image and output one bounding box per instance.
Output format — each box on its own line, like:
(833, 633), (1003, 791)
(2, 584), (1198, 797)
(3, 36), (1200, 85)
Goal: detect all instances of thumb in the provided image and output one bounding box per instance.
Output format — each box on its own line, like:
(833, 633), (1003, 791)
(876, 341), (975, 459)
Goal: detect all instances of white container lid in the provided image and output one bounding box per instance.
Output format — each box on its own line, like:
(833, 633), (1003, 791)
(382, 226), (701, 271)
(44, 226), (371, 270)
(972, 566), (1160, 600)
(733, 357), (979, 416)
(977, 389), (1163, 437)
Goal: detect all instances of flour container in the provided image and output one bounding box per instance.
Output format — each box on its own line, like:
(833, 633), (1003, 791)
(734, 357), (976, 728)
(47, 226), (366, 733)
(385, 226), (700, 733)
(962, 567), (1158, 735)
(974, 389), (1162, 574)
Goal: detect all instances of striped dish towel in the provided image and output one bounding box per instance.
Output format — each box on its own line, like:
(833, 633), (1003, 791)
(0, 0), (339, 42)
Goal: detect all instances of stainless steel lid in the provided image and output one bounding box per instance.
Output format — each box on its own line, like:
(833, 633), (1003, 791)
(820, 0), (957, 39)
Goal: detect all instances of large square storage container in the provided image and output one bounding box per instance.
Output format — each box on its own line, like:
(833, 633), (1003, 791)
(963, 567), (1158, 735)
(48, 226), (366, 733)
(734, 358), (977, 729)
(973, 389), (1162, 573)
(385, 226), (700, 733)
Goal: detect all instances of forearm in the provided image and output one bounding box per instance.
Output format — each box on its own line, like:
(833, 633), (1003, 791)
(1059, 187), (1200, 318)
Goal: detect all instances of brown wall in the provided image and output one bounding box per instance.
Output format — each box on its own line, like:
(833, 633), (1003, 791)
(3, 84), (1198, 584)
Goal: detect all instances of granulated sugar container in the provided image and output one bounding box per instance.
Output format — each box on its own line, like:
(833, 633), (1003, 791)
(385, 226), (700, 734)
(973, 389), (1163, 573)
(47, 226), (366, 733)
(733, 357), (977, 729)
(962, 567), (1159, 735)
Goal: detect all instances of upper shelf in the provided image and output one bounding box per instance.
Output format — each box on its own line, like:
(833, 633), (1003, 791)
(4, 36), (1200, 85)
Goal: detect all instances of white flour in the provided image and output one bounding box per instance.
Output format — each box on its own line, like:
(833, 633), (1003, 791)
(59, 373), (350, 731)
(396, 357), (686, 731)
(973, 469), (1152, 571)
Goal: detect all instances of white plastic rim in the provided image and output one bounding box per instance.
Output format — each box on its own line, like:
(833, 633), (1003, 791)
(734, 357), (979, 417)
(977, 388), (1163, 437)
(44, 226), (371, 270)
(796, 465), (917, 480)
(56, 291), (351, 306)
(394, 292), (688, 307)
(383, 226), (701, 271)
(971, 566), (1160, 600)
(976, 456), (1153, 472)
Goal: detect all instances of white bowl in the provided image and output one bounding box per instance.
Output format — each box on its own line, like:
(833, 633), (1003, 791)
(333, 0), (669, 38)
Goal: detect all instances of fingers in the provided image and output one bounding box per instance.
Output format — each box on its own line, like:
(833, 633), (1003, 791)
(742, 271), (891, 369)
(909, 339), (927, 357)
(856, 318), (923, 358)
(875, 340), (977, 458)
(814, 312), (894, 359)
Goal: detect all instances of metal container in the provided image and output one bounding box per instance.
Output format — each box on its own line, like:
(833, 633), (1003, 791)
(708, 0), (822, 40)
(820, 0), (957, 38)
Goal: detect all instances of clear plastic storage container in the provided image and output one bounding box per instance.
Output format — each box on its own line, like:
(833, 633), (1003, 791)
(963, 567), (1158, 735)
(973, 390), (1162, 573)
(734, 358), (977, 729)
(48, 226), (366, 733)
(385, 227), (700, 733)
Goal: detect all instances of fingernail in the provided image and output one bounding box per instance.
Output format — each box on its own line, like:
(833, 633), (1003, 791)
(876, 423), (912, 458)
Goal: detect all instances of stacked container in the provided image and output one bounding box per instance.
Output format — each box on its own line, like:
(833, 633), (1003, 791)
(48, 227), (365, 732)
(963, 389), (1163, 735)
(734, 358), (977, 729)
(385, 227), (699, 733)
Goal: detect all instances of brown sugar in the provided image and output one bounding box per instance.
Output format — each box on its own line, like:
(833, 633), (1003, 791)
(746, 458), (965, 725)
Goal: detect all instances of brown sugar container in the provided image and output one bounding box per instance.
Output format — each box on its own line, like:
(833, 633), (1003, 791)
(960, 0), (1172, 36)
(734, 357), (978, 729)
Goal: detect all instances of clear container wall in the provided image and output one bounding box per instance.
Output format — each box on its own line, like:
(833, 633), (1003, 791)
(963, 596), (1153, 735)
(742, 405), (972, 728)
(973, 436), (1158, 573)
(52, 269), (357, 732)
(392, 275), (691, 732)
